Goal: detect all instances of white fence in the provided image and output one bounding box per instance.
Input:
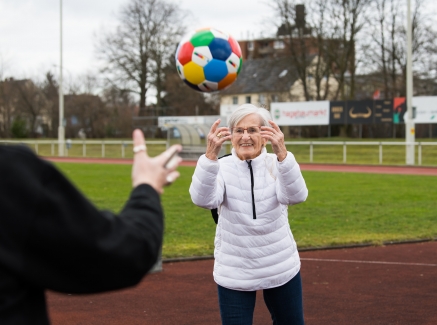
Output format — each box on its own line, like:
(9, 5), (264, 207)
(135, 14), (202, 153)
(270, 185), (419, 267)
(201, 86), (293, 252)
(282, 141), (437, 166)
(1, 139), (436, 166)
(0, 139), (168, 158)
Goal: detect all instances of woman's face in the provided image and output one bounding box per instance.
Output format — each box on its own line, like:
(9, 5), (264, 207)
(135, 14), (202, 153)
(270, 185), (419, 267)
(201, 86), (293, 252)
(231, 113), (267, 160)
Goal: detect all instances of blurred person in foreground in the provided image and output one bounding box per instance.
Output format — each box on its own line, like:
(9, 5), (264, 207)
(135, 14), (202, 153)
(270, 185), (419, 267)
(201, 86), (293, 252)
(0, 129), (182, 324)
(189, 104), (308, 325)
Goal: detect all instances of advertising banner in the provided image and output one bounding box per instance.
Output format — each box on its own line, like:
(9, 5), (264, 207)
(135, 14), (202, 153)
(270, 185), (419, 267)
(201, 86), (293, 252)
(271, 101), (330, 126)
(345, 100), (374, 124)
(330, 101), (347, 125)
(412, 96), (437, 124)
(374, 100), (393, 123)
(393, 97), (406, 124)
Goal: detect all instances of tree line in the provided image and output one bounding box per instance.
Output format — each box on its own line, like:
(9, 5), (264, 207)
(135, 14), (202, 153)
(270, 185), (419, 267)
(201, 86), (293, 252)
(271, 0), (437, 102)
(1, 0), (436, 138)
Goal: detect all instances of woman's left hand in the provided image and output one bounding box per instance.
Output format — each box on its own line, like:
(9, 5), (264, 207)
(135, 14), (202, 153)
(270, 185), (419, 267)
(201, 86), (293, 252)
(261, 120), (287, 162)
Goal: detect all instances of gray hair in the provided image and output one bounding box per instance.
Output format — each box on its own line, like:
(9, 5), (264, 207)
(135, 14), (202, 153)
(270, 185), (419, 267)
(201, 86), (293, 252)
(228, 104), (272, 130)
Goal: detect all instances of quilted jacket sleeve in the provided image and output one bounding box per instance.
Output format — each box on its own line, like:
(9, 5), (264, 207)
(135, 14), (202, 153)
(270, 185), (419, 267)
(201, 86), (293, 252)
(275, 152), (308, 205)
(189, 154), (225, 209)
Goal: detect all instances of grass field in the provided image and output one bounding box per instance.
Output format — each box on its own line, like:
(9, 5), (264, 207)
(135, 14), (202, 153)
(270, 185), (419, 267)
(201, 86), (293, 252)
(56, 163), (437, 258)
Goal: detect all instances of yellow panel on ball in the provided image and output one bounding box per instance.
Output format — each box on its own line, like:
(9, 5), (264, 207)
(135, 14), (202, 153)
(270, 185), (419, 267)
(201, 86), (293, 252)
(183, 62), (205, 85)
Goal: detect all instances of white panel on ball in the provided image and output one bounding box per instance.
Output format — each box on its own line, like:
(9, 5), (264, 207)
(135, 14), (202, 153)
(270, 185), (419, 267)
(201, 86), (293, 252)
(191, 46), (213, 67)
(226, 52), (241, 74)
(210, 28), (229, 40)
(198, 81), (218, 92)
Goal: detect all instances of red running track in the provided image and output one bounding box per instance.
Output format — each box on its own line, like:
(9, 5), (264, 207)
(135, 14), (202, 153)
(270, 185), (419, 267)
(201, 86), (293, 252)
(47, 241), (437, 325)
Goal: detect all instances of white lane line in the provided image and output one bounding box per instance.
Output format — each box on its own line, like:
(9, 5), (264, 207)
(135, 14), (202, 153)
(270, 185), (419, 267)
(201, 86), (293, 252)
(301, 258), (437, 267)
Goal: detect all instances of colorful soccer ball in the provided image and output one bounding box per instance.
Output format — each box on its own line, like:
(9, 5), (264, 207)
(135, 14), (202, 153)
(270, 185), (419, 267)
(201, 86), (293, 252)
(175, 27), (243, 92)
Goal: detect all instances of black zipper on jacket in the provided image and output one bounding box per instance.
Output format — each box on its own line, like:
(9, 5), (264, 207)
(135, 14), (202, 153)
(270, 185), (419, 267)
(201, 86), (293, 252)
(246, 160), (256, 219)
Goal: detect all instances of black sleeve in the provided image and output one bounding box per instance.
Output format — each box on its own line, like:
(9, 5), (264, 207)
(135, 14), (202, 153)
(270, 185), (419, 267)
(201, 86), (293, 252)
(0, 146), (163, 294)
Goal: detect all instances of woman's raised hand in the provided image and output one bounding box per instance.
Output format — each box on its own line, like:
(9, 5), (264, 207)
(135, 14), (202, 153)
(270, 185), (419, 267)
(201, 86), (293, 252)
(261, 120), (287, 162)
(205, 119), (230, 161)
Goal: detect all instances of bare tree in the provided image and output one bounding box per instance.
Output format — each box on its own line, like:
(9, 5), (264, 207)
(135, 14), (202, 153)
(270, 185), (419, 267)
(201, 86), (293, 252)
(162, 57), (218, 116)
(272, 0), (314, 101)
(64, 94), (107, 138)
(308, 0), (337, 100)
(102, 85), (137, 137)
(0, 55), (13, 137)
(393, 0), (437, 95)
(13, 79), (47, 137)
(270, 0), (340, 101)
(329, 0), (372, 100)
(0, 79), (16, 138)
(41, 72), (59, 137)
(97, 0), (187, 116)
(363, 0), (437, 97)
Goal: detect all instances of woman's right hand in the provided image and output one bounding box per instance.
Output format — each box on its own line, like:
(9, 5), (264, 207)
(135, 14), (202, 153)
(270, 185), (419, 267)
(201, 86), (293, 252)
(205, 119), (230, 161)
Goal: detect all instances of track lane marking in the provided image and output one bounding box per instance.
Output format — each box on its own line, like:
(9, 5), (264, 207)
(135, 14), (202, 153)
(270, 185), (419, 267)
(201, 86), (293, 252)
(301, 258), (437, 267)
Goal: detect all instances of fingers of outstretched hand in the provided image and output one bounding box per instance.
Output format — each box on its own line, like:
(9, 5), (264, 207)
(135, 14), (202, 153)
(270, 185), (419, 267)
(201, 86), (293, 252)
(157, 145), (183, 170)
(132, 129), (148, 156)
(165, 170), (180, 185)
(131, 131), (182, 192)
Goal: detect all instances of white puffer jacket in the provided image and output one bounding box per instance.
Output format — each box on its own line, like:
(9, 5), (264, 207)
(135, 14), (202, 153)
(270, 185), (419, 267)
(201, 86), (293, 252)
(189, 148), (308, 291)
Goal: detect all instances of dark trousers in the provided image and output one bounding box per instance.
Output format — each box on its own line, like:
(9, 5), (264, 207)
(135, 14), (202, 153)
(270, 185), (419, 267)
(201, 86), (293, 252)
(217, 271), (304, 325)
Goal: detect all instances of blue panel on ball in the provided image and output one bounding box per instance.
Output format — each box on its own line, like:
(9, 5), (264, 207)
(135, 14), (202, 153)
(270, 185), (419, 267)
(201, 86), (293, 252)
(204, 59), (228, 82)
(208, 38), (232, 61)
(183, 79), (202, 92)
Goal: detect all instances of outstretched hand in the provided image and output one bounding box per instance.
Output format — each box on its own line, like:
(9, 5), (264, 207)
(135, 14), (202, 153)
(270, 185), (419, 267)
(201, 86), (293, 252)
(131, 129), (182, 194)
(261, 120), (287, 162)
(205, 119), (231, 161)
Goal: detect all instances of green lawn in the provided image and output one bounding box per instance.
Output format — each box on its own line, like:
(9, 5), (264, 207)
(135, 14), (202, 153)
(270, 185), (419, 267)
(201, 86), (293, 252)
(56, 162), (437, 258)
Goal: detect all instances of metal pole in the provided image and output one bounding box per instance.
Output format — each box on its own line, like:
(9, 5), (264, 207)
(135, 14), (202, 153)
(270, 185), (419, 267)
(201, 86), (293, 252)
(343, 142), (347, 163)
(310, 142), (313, 163)
(405, 0), (415, 164)
(58, 0), (65, 157)
(379, 142), (383, 165)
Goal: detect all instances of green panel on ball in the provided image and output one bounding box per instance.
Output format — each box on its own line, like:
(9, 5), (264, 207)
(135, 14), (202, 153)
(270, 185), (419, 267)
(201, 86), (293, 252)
(190, 30), (214, 47)
(237, 57), (243, 75)
(183, 61), (205, 85)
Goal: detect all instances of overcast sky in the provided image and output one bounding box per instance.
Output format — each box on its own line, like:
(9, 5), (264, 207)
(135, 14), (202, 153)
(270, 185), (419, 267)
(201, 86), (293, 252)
(1, 0), (436, 83)
(0, 0), (274, 80)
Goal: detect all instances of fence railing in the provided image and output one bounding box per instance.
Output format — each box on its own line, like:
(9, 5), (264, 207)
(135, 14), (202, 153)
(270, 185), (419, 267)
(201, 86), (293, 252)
(280, 141), (437, 166)
(0, 139), (168, 158)
(1, 139), (436, 166)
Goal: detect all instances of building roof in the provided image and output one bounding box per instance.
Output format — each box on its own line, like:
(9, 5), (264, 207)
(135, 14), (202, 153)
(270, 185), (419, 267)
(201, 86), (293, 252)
(220, 57), (300, 95)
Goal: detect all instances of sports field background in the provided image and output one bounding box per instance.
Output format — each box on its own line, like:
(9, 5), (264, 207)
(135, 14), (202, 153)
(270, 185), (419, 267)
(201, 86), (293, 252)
(56, 163), (437, 258)
(9, 137), (437, 166)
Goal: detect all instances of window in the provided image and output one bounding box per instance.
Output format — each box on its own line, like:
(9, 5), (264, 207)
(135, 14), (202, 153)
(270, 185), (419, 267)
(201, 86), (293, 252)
(271, 94), (279, 103)
(273, 40), (285, 49)
(246, 96), (251, 103)
(259, 94), (265, 105)
(248, 41), (254, 51)
(232, 96), (238, 105)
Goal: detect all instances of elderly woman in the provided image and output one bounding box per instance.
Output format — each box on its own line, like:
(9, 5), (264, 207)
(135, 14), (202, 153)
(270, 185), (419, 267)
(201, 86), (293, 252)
(189, 104), (308, 325)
